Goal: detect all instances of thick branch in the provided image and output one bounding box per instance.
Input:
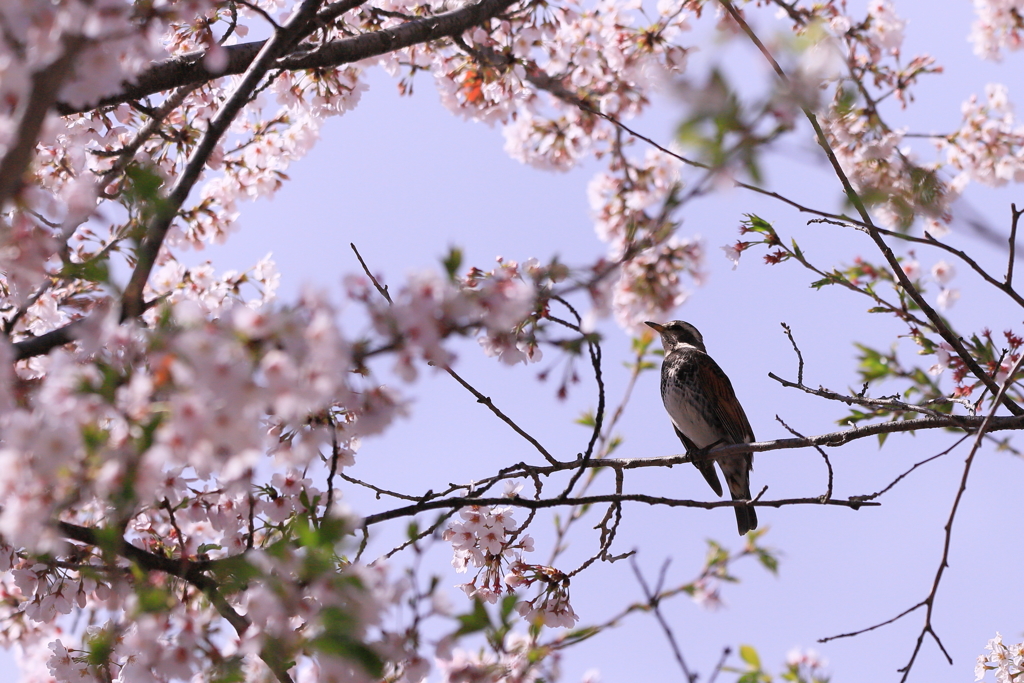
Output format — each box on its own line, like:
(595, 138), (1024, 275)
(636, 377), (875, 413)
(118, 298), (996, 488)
(58, 0), (519, 116)
(121, 0), (329, 319)
(0, 37), (86, 209)
(56, 520), (305, 682)
(57, 521), (216, 591)
(13, 319), (86, 361)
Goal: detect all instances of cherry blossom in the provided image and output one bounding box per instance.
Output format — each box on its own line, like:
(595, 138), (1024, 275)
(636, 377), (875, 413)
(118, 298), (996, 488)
(0, 0), (1021, 681)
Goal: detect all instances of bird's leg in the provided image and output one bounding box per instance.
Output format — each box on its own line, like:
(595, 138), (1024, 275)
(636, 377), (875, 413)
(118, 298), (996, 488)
(688, 438), (726, 465)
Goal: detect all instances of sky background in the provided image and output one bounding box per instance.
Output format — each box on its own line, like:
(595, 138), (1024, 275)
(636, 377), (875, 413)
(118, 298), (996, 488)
(7, 0), (1024, 680)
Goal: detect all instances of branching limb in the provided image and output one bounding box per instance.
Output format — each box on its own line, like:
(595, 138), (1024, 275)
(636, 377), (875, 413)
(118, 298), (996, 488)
(56, 521), (294, 683)
(632, 558), (698, 683)
(0, 36), (86, 210)
(717, 0), (1024, 417)
(859, 221), (1024, 310)
(895, 353), (1024, 680)
(362, 491), (877, 527)
(819, 354), (1024, 680)
(776, 416), (832, 502)
(121, 0), (330, 320)
(359, 411), (1023, 529)
(768, 372), (967, 420)
(59, 0), (519, 115)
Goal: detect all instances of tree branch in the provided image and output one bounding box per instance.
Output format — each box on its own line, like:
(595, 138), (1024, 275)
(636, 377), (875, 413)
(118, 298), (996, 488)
(0, 37), (87, 209)
(895, 353), (1024, 680)
(362, 491), (876, 527)
(121, 0), (331, 319)
(58, 0), (519, 116)
(717, 0), (1024, 416)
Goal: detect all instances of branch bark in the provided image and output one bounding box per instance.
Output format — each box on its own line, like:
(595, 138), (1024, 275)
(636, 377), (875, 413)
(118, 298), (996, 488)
(0, 37), (86, 210)
(58, 0), (520, 117)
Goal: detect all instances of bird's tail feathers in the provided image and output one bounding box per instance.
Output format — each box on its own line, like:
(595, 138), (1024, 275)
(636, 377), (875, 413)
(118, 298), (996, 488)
(725, 469), (757, 535)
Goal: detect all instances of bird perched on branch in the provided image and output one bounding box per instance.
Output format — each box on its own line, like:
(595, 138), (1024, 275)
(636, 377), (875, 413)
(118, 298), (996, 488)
(645, 320), (758, 535)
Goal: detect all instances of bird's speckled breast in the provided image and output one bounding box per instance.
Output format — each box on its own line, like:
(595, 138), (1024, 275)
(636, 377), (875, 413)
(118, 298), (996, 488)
(660, 348), (724, 449)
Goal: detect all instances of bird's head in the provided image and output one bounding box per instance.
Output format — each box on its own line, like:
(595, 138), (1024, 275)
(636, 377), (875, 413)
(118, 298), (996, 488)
(645, 320), (708, 354)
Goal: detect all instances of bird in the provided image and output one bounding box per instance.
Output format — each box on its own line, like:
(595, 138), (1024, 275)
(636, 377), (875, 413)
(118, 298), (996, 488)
(645, 320), (757, 535)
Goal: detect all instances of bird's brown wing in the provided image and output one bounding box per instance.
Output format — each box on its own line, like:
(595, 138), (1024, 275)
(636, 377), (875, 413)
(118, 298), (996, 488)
(696, 358), (755, 444)
(696, 357), (757, 534)
(674, 426), (723, 497)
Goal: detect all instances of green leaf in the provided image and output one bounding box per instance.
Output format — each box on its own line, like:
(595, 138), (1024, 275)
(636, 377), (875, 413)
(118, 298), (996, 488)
(632, 334), (653, 354)
(810, 275), (838, 289)
(85, 629), (115, 667)
(739, 644), (761, 668)
(500, 593), (519, 620)
(309, 632), (383, 677)
(136, 582), (174, 613)
(442, 246), (463, 281)
(208, 554), (261, 592)
(576, 411), (596, 427)
(454, 598), (492, 636)
(208, 657), (246, 683)
(790, 239), (804, 260)
(756, 548), (779, 575)
(742, 214), (775, 235)
(123, 163), (173, 223)
(60, 258), (110, 284)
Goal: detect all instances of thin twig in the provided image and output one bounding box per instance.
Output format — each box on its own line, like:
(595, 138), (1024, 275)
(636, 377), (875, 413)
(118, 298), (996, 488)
(349, 242), (559, 466)
(780, 322), (804, 385)
(707, 646), (732, 683)
(551, 296), (605, 497)
(895, 352), (1024, 680)
(443, 365), (559, 465)
(857, 435), (971, 502)
(820, 601), (925, 643)
(775, 416), (832, 501)
(718, 0), (1023, 416)
(1008, 204), (1021, 287)
(632, 558), (697, 683)
(350, 242), (392, 304)
(338, 471), (422, 501)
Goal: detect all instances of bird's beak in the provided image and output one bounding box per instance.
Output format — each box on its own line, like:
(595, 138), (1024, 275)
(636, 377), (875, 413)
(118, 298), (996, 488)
(644, 321), (665, 333)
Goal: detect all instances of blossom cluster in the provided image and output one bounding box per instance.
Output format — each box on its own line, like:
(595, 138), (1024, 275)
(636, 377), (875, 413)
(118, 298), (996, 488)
(944, 84), (1024, 190)
(443, 498), (578, 629)
(975, 632), (1024, 682)
(0, 264), (541, 679)
(970, 0), (1024, 60)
